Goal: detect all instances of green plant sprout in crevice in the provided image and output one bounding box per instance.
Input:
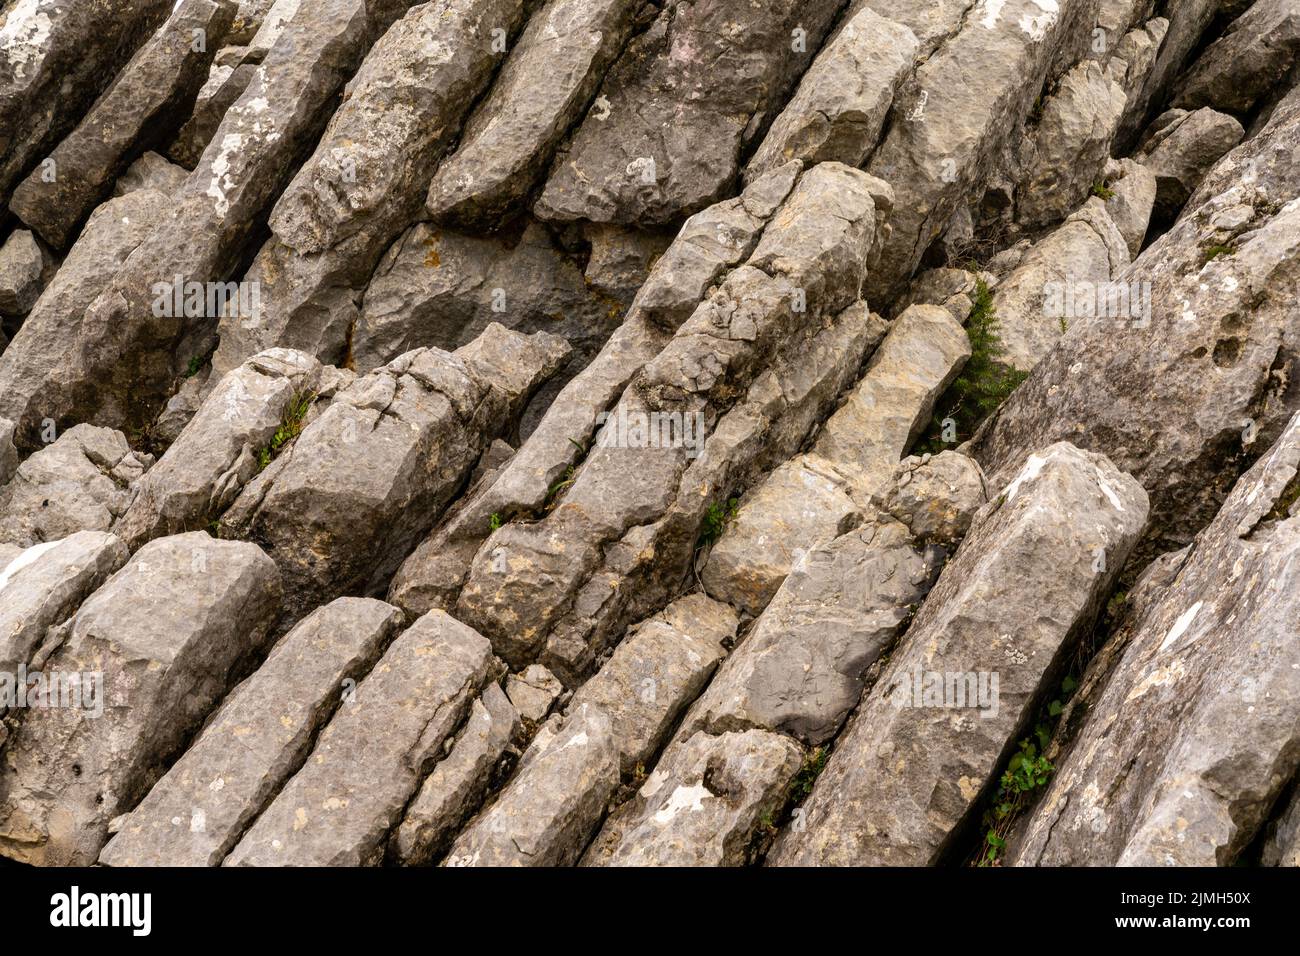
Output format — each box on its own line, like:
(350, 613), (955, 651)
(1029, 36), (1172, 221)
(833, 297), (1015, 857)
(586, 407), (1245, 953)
(1201, 243), (1233, 265)
(257, 391), (315, 472)
(1028, 93), (1045, 125)
(698, 497), (739, 548)
(1090, 181), (1115, 201)
(917, 278), (1028, 455)
(977, 674), (1077, 866)
(1266, 473), (1300, 522)
(544, 464), (577, 511)
(789, 746), (829, 802)
(753, 745), (833, 855)
(542, 436), (594, 512)
(981, 738), (1053, 865)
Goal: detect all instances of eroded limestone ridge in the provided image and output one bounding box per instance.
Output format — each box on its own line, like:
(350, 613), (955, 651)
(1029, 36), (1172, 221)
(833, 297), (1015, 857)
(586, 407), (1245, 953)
(0, 0), (1296, 870)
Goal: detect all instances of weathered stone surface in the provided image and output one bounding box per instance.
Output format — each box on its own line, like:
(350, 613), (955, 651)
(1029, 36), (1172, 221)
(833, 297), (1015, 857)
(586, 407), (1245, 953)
(115, 348), (323, 549)
(0, 0), (172, 206)
(738, 163), (884, 318)
(1118, 0), (1218, 144)
(213, 0), (534, 383)
(225, 609), (493, 866)
(1015, 59), (1127, 230)
(160, 0), (287, 168)
(993, 197), (1130, 372)
(167, 60), (258, 169)
(393, 681), (520, 866)
(0, 0), (1289, 875)
(445, 701), (619, 866)
(385, 168), (803, 619)
(113, 151), (191, 198)
(1013, 413), (1300, 867)
(0, 532), (281, 865)
(689, 454), (985, 749)
(9, 0), (235, 250)
(569, 593), (731, 773)
(933, 202), (976, 265)
(1095, 0), (1156, 54)
(221, 325), (567, 620)
(849, 0), (973, 55)
(701, 455), (862, 617)
(744, 7), (918, 183)
(243, 0), (303, 60)
(1138, 107), (1245, 219)
(633, 162), (801, 331)
(100, 597), (403, 866)
(426, 0), (640, 228)
(878, 451), (989, 549)
(972, 86), (1300, 562)
(229, 0), (279, 44)
(0, 425), (152, 548)
(769, 443), (1148, 866)
(0, 189), (167, 451)
(504, 663), (563, 725)
(1188, 80), (1300, 211)
(386, 318), (683, 615)
(547, 298), (884, 684)
(894, 266), (978, 323)
(534, 0), (843, 225)
(866, 0), (1104, 298)
(1138, 106), (1187, 150)
(208, 238), (361, 380)
(585, 728), (803, 867)
(691, 517), (941, 748)
(0, 418), (15, 486)
(1103, 17), (1166, 104)
(1173, 0), (1300, 117)
(19, 0), (418, 443)
(454, 164), (882, 667)
(0, 531), (128, 683)
(0, 228), (50, 318)
(349, 220), (618, 374)
(810, 304), (969, 493)
(1102, 157), (1157, 258)
(273, 0), (528, 244)
(582, 225), (672, 308)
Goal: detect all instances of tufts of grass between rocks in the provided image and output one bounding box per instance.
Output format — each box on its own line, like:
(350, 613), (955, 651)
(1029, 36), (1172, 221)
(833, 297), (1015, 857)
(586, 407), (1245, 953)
(256, 391), (316, 472)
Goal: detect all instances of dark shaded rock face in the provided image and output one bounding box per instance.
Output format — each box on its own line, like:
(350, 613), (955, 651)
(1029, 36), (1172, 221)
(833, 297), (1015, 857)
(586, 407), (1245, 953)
(9, 0), (237, 251)
(0, 0), (175, 207)
(1, 0), (1297, 873)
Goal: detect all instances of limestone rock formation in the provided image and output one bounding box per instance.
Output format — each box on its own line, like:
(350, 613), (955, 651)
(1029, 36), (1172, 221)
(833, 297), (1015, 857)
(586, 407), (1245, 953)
(0, 0), (1293, 876)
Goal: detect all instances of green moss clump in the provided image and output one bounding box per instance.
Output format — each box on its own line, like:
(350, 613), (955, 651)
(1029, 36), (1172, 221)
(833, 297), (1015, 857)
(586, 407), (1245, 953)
(1201, 243), (1233, 265)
